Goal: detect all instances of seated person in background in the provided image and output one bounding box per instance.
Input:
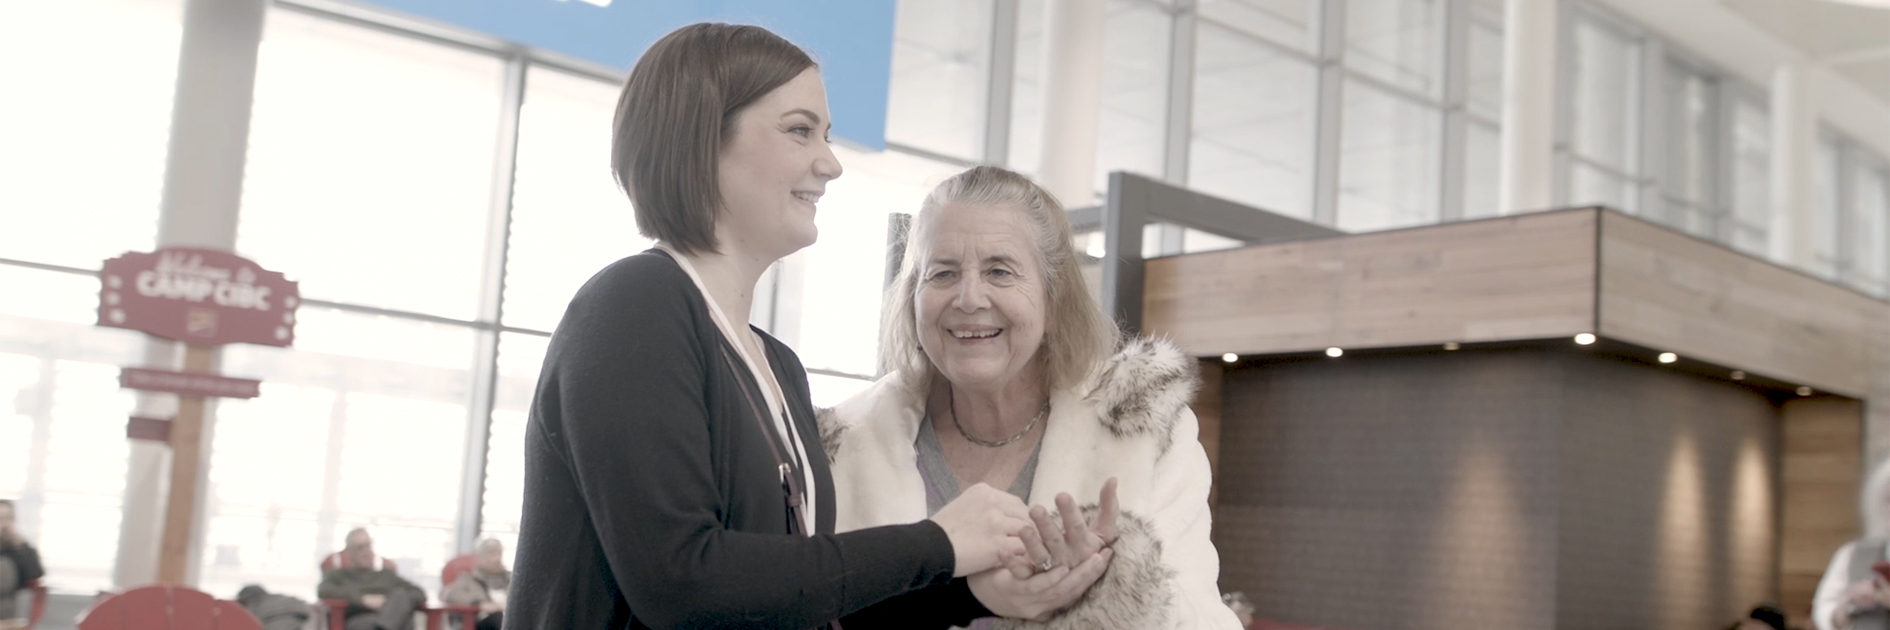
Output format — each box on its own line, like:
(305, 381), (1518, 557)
(320, 528), (425, 630)
(236, 584), (316, 630)
(0, 499), (44, 630)
(441, 539), (509, 630)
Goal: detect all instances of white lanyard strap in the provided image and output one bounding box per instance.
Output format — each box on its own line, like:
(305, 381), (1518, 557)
(655, 245), (816, 535)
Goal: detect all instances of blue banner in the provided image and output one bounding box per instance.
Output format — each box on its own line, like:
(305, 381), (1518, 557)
(347, 0), (898, 149)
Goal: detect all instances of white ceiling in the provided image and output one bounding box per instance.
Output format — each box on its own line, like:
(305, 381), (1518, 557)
(1591, 0), (1890, 156)
(1720, 0), (1890, 103)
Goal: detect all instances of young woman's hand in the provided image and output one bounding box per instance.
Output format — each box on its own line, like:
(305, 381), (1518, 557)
(969, 546), (1113, 620)
(931, 483), (1032, 577)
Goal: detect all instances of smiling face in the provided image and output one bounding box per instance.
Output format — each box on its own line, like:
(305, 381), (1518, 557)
(714, 67), (843, 261)
(914, 203), (1049, 391)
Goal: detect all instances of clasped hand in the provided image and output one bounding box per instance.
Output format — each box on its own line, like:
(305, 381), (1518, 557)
(970, 478), (1121, 621)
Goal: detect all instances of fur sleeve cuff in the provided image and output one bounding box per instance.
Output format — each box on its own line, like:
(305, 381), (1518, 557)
(991, 507), (1174, 630)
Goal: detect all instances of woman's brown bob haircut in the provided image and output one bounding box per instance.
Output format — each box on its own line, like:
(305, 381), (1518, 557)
(611, 23), (816, 255)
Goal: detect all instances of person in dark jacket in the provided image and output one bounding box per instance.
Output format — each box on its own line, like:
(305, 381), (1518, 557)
(504, 21), (1113, 630)
(236, 584), (316, 630)
(319, 529), (424, 630)
(0, 499), (44, 629)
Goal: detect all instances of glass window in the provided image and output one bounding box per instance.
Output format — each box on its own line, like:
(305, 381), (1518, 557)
(1095, 0), (1174, 191)
(503, 66), (651, 333)
(1182, 229), (1247, 253)
(1569, 17), (1638, 173)
(1464, 4), (1504, 121)
(1010, 0), (1048, 175)
(1344, 0), (1440, 96)
(1657, 62), (1716, 238)
(808, 373), (876, 409)
(1663, 64), (1713, 208)
(0, 266), (148, 594)
(1337, 79), (1441, 232)
(790, 146), (965, 377)
(1728, 100), (1770, 257)
(1462, 122), (1501, 219)
(1199, 0), (1315, 53)
(203, 308), (478, 597)
(238, 10), (506, 320)
(0, 0), (179, 270)
(1570, 162), (1633, 211)
(887, 0), (995, 161)
(1009, 0), (1171, 193)
(478, 333), (549, 553)
(1189, 21), (1318, 219)
(1849, 160), (1889, 296)
(196, 382), (336, 597)
(1813, 139), (1842, 279)
(0, 353), (37, 501)
(38, 359), (138, 593)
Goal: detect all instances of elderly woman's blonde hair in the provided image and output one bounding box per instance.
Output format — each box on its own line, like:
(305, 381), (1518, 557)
(879, 166), (1120, 394)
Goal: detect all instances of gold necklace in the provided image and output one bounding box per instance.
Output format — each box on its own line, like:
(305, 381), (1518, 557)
(949, 388), (1048, 448)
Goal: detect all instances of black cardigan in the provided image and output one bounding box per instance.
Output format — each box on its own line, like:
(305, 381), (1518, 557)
(507, 250), (989, 630)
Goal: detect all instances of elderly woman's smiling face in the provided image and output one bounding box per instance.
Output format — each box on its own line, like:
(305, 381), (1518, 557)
(915, 202), (1048, 391)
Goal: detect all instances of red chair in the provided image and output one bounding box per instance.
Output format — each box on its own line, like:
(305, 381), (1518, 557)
(321, 599), (479, 630)
(21, 579), (47, 630)
(439, 554), (477, 595)
(76, 584), (261, 630)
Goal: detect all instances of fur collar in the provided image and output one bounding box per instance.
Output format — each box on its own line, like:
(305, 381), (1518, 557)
(1085, 336), (1199, 456)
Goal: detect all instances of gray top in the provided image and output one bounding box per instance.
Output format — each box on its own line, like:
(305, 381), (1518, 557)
(917, 411), (1043, 516)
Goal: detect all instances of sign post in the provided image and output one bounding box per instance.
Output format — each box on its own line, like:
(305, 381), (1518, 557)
(98, 247), (298, 585)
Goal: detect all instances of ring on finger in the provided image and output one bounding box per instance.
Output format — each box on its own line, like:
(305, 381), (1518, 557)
(1037, 558), (1053, 573)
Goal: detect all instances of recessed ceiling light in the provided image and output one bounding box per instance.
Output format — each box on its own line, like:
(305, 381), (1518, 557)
(1325, 347), (1343, 358)
(1222, 353), (1238, 363)
(1797, 386), (1813, 396)
(1443, 342), (1460, 351)
(1574, 333), (1596, 345)
(1730, 370), (1745, 381)
(1658, 352), (1677, 364)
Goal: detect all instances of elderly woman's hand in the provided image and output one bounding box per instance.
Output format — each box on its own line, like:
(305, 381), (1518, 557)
(970, 546), (1113, 621)
(1014, 478), (1119, 577)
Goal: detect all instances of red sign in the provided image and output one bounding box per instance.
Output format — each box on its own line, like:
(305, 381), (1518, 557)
(98, 248), (300, 347)
(120, 367), (262, 399)
(128, 416), (173, 442)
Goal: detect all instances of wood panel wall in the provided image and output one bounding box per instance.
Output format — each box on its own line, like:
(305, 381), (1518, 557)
(1780, 399), (1865, 625)
(1142, 210), (1598, 357)
(1142, 207), (1887, 625)
(1597, 212), (1882, 397)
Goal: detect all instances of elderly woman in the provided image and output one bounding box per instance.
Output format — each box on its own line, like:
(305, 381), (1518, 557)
(823, 166), (1241, 629)
(1815, 460), (1890, 630)
(509, 24), (1105, 630)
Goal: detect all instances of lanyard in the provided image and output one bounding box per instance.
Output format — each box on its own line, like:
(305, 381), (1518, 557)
(656, 245), (815, 536)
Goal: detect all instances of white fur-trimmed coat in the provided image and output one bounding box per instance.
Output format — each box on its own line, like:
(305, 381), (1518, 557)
(822, 337), (1241, 630)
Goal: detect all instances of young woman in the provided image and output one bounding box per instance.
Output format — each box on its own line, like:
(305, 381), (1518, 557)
(504, 24), (1109, 630)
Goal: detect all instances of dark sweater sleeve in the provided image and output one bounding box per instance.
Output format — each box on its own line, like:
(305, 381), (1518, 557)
(840, 579), (992, 629)
(4, 543), (42, 583)
(539, 257), (961, 629)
